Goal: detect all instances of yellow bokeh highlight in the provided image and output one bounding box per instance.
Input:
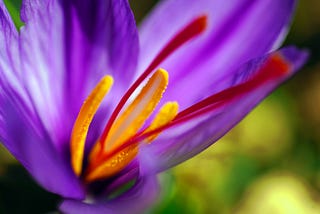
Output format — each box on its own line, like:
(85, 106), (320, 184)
(235, 173), (320, 214)
(228, 98), (293, 161)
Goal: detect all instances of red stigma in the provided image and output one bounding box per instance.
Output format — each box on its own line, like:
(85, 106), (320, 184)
(99, 15), (208, 146)
(125, 53), (292, 145)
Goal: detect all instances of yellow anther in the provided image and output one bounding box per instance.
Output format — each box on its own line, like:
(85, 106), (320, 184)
(86, 69), (169, 182)
(101, 69), (169, 153)
(144, 101), (179, 142)
(71, 75), (113, 176)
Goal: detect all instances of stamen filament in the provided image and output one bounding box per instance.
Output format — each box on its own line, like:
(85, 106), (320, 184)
(71, 75), (113, 176)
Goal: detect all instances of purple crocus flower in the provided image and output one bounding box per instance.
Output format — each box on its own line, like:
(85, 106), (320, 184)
(0, 0), (308, 213)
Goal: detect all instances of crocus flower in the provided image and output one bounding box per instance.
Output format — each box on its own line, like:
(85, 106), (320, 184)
(0, 0), (308, 213)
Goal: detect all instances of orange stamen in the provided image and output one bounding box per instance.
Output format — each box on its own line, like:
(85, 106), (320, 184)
(70, 75), (113, 176)
(86, 69), (169, 181)
(143, 101), (179, 143)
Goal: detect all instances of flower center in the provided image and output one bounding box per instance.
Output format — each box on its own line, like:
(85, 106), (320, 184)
(85, 69), (177, 182)
(70, 15), (208, 182)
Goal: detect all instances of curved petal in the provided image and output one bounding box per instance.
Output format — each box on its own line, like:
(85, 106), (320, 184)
(58, 0), (139, 112)
(139, 0), (297, 109)
(138, 47), (308, 174)
(16, 0), (140, 151)
(0, 85), (84, 199)
(21, 0), (139, 90)
(18, 0), (70, 150)
(0, 5), (84, 196)
(60, 175), (160, 214)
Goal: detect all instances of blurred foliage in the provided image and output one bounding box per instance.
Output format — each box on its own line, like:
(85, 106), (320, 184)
(235, 173), (320, 214)
(1, 0), (320, 214)
(3, 0), (23, 29)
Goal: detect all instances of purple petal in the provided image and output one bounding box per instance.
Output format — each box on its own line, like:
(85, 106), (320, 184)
(0, 5), (83, 195)
(0, 1), (20, 79)
(59, 0), (139, 112)
(139, 0), (297, 110)
(0, 92), (85, 199)
(21, 0), (139, 93)
(17, 0), (140, 150)
(103, 160), (140, 195)
(138, 47), (308, 174)
(60, 175), (160, 214)
(18, 0), (71, 150)
(20, 0), (50, 22)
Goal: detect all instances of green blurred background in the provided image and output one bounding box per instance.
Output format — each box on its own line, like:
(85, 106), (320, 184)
(1, 0), (320, 213)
